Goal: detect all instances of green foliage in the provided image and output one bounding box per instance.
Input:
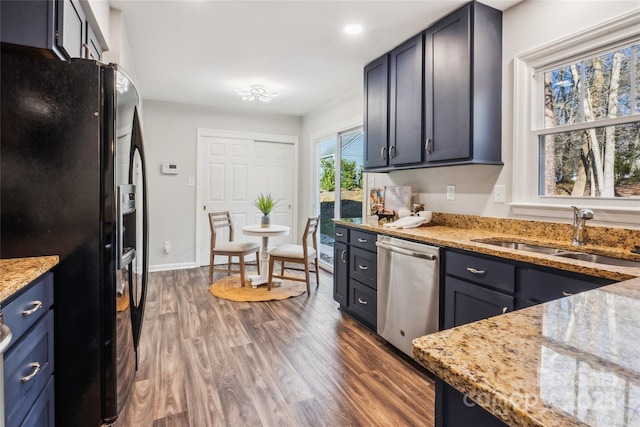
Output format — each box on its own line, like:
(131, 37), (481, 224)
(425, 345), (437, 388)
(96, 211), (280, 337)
(252, 192), (278, 215)
(320, 157), (363, 192)
(320, 158), (335, 191)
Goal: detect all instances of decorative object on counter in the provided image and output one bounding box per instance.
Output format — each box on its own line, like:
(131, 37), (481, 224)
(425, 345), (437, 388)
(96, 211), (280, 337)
(252, 192), (279, 228)
(418, 210), (433, 222)
(209, 274), (305, 301)
(398, 209), (412, 218)
(369, 188), (385, 215)
(412, 203), (425, 215)
(376, 210), (396, 223)
(384, 186), (412, 213)
(633, 246), (640, 254)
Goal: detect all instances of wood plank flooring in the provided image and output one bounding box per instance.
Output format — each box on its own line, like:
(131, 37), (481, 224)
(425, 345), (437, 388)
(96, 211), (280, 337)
(117, 266), (435, 426)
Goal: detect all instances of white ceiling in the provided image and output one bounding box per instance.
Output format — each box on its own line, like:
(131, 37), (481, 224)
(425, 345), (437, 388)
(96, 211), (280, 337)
(110, 0), (521, 117)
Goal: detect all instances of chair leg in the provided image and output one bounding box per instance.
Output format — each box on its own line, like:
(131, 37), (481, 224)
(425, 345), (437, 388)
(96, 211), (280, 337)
(314, 255), (320, 286)
(239, 256), (246, 287)
(209, 249), (214, 283)
(255, 251), (260, 274)
(280, 261), (285, 276)
(227, 256), (232, 276)
(267, 256), (276, 291)
(304, 261), (311, 296)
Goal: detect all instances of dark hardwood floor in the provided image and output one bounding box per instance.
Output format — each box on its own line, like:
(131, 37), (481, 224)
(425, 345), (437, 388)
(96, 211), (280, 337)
(117, 266), (435, 426)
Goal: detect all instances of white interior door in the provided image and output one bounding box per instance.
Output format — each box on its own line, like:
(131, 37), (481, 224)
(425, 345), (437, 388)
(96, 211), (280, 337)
(196, 134), (296, 266)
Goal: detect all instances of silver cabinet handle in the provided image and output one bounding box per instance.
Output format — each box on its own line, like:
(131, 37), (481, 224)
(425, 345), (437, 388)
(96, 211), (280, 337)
(358, 264), (368, 271)
(466, 267), (486, 276)
(336, 232), (344, 237)
(21, 301), (43, 316)
(502, 307), (508, 314)
(381, 147), (387, 160)
(340, 250), (346, 263)
(358, 298), (368, 305)
(425, 138), (432, 153)
(389, 145), (396, 158)
(562, 291), (573, 297)
(358, 238), (367, 243)
(21, 362), (41, 382)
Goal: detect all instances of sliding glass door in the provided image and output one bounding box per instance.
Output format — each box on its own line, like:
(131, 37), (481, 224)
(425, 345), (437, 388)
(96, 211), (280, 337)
(316, 127), (364, 269)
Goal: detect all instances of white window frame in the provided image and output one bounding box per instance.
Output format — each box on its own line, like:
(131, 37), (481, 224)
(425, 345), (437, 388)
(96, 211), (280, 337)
(512, 10), (640, 227)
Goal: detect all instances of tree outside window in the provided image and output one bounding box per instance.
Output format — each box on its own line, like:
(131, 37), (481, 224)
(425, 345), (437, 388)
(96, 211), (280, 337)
(539, 42), (640, 198)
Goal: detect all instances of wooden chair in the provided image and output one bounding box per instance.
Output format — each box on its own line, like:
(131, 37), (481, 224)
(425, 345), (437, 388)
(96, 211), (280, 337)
(209, 211), (260, 286)
(267, 216), (320, 295)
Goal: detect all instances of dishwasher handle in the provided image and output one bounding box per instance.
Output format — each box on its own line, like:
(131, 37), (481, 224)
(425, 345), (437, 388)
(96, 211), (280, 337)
(375, 241), (437, 260)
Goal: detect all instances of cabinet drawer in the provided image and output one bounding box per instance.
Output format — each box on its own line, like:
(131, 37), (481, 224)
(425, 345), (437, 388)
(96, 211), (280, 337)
(4, 310), (54, 427)
(517, 268), (613, 307)
(349, 279), (377, 330)
(350, 247), (377, 290)
(2, 272), (53, 346)
(349, 230), (377, 252)
(334, 226), (348, 243)
(446, 251), (515, 293)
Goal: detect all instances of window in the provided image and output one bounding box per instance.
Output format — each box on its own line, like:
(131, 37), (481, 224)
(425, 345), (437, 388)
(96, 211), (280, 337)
(314, 125), (364, 268)
(513, 11), (640, 226)
(537, 43), (640, 198)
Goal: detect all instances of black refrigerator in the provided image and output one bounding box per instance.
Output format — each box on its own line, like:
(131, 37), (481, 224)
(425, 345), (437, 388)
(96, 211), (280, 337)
(0, 45), (149, 426)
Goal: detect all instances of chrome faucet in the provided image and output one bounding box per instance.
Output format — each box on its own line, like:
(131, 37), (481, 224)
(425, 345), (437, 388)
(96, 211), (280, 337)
(571, 206), (594, 246)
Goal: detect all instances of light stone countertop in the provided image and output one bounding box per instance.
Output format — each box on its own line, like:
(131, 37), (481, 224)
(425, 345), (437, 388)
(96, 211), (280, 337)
(335, 215), (640, 281)
(0, 256), (59, 303)
(337, 214), (640, 426)
(413, 276), (640, 427)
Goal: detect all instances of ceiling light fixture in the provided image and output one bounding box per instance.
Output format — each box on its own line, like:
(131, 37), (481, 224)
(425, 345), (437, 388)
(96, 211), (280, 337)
(344, 24), (363, 35)
(234, 85), (280, 102)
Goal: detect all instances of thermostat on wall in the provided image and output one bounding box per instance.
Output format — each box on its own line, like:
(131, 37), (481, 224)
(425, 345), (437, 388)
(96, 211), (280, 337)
(161, 162), (179, 175)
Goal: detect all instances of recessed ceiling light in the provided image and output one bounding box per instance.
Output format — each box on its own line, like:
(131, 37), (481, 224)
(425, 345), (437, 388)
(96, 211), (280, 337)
(344, 24), (363, 35)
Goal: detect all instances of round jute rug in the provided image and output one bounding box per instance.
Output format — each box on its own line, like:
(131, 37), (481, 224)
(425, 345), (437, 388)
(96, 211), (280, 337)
(209, 275), (306, 302)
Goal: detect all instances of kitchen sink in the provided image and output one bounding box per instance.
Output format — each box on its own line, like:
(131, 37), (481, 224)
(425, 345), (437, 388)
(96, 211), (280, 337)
(471, 239), (565, 255)
(472, 238), (640, 268)
(554, 252), (640, 268)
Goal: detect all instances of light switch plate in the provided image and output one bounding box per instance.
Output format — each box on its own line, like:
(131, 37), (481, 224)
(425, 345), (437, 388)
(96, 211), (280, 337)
(446, 185), (455, 200)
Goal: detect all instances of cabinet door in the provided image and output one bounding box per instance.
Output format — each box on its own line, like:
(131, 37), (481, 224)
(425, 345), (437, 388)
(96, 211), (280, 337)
(436, 379), (507, 427)
(56, 0), (85, 59)
(85, 21), (101, 60)
(333, 241), (348, 306)
(389, 33), (424, 166)
(424, 4), (471, 162)
(444, 276), (514, 329)
(363, 55), (389, 169)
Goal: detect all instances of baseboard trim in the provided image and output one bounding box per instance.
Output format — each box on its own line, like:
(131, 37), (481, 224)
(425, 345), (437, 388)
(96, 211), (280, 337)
(149, 262), (198, 272)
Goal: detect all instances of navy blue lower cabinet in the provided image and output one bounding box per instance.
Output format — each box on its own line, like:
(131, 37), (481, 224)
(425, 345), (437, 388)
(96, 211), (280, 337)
(2, 272), (55, 427)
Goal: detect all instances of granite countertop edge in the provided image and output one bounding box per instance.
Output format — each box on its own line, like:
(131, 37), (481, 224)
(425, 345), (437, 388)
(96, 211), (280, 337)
(333, 220), (640, 281)
(0, 256), (60, 303)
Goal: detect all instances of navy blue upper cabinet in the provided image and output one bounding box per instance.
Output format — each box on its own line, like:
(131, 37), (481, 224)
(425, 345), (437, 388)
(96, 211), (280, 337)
(424, 2), (503, 166)
(389, 34), (424, 167)
(1, 0), (101, 61)
(363, 1), (502, 172)
(363, 55), (389, 169)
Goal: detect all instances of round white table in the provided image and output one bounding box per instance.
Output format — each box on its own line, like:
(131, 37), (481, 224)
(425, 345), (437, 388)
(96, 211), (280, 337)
(242, 224), (290, 288)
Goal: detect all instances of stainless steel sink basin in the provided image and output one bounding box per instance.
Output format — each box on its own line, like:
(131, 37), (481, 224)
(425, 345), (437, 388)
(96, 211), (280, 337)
(554, 252), (640, 268)
(471, 239), (565, 255)
(472, 238), (640, 268)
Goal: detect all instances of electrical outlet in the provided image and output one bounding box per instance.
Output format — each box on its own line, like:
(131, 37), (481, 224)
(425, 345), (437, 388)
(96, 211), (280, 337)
(446, 185), (455, 200)
(163, 241), (171, 254)
(494, 185), (506, 203)
(188, 176), (195, 186)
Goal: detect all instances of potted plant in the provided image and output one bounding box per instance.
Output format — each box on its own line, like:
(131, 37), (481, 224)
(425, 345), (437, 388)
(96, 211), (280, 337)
(253, 192), (279, 228)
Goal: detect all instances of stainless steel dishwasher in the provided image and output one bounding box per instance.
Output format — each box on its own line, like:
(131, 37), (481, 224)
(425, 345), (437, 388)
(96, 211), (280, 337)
(376, 235), (440, 357)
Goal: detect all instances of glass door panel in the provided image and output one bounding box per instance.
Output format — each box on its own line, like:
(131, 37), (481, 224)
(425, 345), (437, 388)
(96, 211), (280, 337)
(318, 136), (337, 266)
(339, 129), (364, 220)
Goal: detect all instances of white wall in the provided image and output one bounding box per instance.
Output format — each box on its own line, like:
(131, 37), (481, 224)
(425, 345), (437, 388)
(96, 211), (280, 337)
(370, 0), (639, 221)
(142, 100), (302, 270)
(102, 9), (138, 83)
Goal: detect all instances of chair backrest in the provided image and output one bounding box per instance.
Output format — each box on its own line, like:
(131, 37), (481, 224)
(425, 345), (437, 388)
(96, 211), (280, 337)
(301, 216), (320, 251)
(209, 211), (234, 249)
